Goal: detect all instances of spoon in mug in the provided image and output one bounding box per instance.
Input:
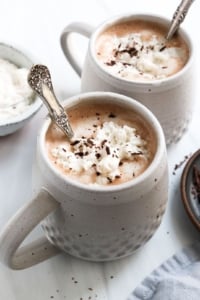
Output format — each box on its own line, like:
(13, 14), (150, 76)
(166, 0), (195, 40)
(28, 64), (74, 139)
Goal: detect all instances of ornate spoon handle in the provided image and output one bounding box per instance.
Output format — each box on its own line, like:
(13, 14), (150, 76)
(166, 0), (195, 40)
(28, 64), (74, 139)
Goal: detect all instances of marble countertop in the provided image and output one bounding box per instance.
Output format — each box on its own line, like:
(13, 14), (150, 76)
(0, 1), (200, 299)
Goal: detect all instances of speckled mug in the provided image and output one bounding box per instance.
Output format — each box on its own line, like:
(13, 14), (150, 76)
(0, 92), (168, 270)
(60, 13), (195, 145)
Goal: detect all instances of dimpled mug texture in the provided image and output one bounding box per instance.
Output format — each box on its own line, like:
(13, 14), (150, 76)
(33, 92), (168, 261)
(41, 202), (166, 261)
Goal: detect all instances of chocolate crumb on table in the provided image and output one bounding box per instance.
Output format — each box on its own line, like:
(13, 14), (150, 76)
(172, 154), (192, 175)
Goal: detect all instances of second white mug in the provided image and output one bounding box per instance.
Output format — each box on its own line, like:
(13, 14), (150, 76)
(60, 13), (196, 145)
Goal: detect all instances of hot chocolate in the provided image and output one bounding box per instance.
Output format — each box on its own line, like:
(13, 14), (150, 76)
(95, 19), (189, 81)
(46, 101), (156, 185)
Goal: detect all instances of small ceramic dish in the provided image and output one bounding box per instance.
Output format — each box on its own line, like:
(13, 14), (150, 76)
(181, 149), (200, 231)
(0, 42), (42, 136)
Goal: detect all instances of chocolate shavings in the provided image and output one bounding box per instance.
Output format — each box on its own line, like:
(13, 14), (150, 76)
(192, 165), (200, 203)
(160, 45), (166, 52)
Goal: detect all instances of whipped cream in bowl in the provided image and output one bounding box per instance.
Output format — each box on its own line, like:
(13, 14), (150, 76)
(0, 43), (42, 136)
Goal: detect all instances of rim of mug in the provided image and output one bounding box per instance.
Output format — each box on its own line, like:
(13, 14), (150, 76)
(88, 13), (193, 92)
(38, 91), (166, 194)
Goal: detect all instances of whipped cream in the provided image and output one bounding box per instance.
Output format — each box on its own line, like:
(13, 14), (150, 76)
(0, 58), (34, 121)
(51, 121), (149, 185)
(98, 33), (187, 81)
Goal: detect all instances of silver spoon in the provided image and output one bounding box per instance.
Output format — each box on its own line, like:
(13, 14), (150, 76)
(28, 64), (74, 139)
(166, 0), (195, 40)
(159, 0), (194, 50)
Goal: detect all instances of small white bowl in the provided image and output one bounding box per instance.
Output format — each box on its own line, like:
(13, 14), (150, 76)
(0, 42), (42, 136)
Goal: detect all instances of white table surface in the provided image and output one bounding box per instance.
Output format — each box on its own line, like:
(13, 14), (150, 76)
(0, 1), (200, 299)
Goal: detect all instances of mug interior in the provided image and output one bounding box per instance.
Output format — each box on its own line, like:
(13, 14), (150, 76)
(38, 92), (165, 194)
(89, 14), (193, 89)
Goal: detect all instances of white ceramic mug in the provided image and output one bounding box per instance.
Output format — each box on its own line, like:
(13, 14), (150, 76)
(60, 14), (195, 146)
(0, 92), (168, 270)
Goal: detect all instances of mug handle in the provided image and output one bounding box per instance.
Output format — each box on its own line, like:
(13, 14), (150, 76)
(0, 189), (60, 270)
(60, 22), (94, 76)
